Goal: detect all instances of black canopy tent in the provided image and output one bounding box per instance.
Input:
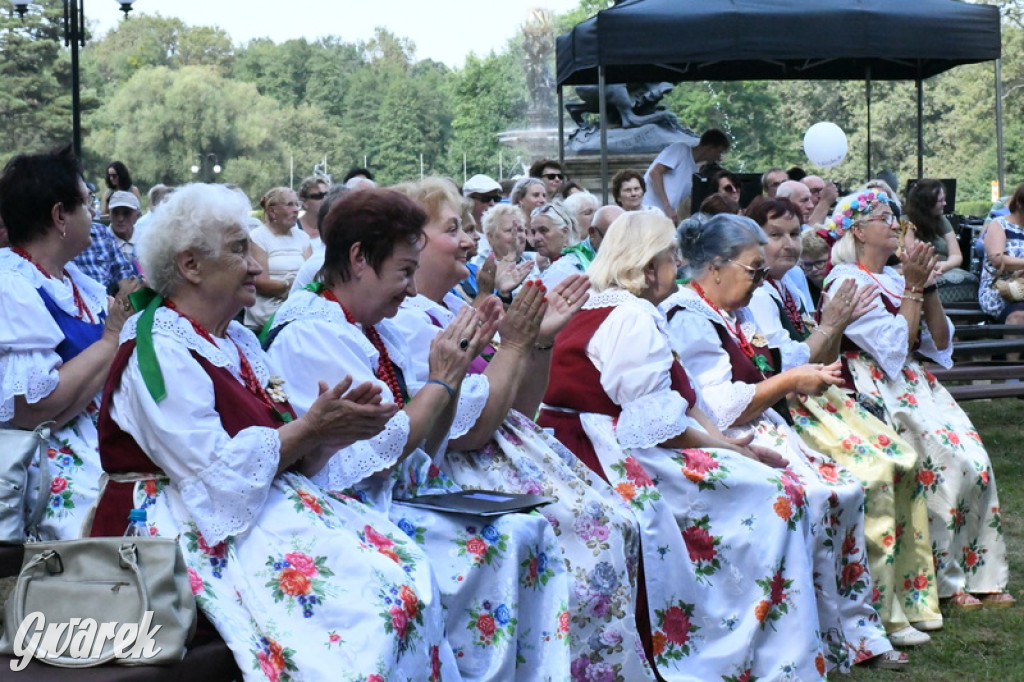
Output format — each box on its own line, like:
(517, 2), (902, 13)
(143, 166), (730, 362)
(555, 0), (1003, 199)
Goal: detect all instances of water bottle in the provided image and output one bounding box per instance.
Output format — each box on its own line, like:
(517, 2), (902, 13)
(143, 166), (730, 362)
(124, 508), (148, 537)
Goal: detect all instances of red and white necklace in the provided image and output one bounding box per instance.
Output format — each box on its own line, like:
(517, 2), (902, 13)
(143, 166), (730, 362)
(12, 246), (96, 324)
(321, 288), (405, 407)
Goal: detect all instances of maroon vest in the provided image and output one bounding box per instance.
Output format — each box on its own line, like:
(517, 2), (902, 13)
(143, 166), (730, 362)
(539, 307), (698, 480)
(92, 339), (296, 537)
(664, 303), (792, 424)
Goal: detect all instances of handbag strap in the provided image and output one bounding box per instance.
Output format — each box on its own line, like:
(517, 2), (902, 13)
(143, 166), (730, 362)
(10, 542), (150, 668)
(24, 423), (53, 540)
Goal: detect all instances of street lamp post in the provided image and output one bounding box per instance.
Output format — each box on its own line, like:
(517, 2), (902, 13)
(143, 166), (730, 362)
(12, 1), (135, 158)
(190, 153), (222, 183)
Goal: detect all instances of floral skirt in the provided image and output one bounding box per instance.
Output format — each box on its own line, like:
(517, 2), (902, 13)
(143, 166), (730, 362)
(564, 411), (827, 682)
(844, 352), (1009, 597)
(367, 449), (571, 681)
(789, 386), (941, 631)
(28, 410), (103, 540)
(731, 409), (892, 672)
(136, 472), (460, 682)
(445, 410), (656, 682)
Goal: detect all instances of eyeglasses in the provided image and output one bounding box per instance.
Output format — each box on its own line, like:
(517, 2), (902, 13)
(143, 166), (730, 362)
(728, 259), (770, 285)
(305, 192), (327, 201)
(857, 213), (897, 227)
(542, 173), (565, 181)
(472, 194), (502, 204)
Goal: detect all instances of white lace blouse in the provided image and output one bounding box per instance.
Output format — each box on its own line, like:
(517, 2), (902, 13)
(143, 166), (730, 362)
(108, 309), (280, 545)
(660, 287), (761, 432)
(265, 289), (415, 492)
(826, 263), (954, 379)
(0, 249), (107, 423)
(745, 280), (812, 371)
(581, 288), (697, 448)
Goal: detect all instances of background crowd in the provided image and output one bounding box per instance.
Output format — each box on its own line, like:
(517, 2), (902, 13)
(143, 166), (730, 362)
(0, 141), (1015, 681)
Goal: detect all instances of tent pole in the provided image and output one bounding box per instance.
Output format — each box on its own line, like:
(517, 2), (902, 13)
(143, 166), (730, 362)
(599, 66), (609, 203)
(916, 77), (924, 180)
(865, 65), (872, 180)
(996, 58), (1006, 195)
(558, 86), (565, 167)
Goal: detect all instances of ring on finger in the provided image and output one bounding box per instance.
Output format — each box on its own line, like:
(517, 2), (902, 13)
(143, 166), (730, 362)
(459, 338), (470, 351)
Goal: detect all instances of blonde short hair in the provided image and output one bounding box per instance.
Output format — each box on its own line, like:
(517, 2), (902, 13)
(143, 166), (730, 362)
(588, 212), (676, 295)
(259, 186), (295, 223)
(391, 177), (461, 223)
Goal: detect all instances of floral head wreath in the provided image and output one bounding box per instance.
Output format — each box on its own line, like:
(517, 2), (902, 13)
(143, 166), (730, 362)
(825, 189), (893, 239)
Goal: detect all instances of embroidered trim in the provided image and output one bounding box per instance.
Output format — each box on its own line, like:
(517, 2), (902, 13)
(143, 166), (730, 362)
(0, 250), (106, 321)
(122, 308), (269, 385)
(617, 388), (691, 449)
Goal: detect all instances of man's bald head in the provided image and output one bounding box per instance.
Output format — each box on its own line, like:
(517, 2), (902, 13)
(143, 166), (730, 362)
(590, 205), (624, 252)
(776, 180), (814, 222)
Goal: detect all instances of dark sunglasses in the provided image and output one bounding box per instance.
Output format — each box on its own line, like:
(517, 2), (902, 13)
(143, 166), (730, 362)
(305, 192), (327, 200)
(472, 194), (502, 204)
(542, 173), (565, 181)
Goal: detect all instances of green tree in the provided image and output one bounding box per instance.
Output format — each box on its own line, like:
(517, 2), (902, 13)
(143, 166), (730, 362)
(444, 51), (527, 180)
(85, 65), (338, 200)
(0, 0), (90, 160)
(81, 13), (233, 97)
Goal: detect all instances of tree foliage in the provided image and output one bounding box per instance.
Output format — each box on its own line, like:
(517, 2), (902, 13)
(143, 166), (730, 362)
(3, 0), (1023, 209)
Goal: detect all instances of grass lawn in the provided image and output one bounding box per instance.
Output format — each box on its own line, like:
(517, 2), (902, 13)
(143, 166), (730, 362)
(849, 399), (1024, 680)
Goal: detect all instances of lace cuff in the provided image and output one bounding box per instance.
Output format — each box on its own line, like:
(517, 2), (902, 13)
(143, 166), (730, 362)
(616, 388), (692, 449)
(450, 374), (489, 439)
(917, 317), (955, 369)
(700, 381), (757, 431)
(779, 341), (811, 371)
(0, 349), (61, 422)
(176, 425), (280, 545)
(319, 410), (411, 491)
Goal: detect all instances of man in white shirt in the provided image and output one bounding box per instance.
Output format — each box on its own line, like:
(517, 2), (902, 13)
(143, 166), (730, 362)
(642, 128), (730, 223)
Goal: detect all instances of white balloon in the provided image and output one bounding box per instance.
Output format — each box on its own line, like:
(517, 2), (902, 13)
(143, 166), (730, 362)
(803, 122), (848, 168)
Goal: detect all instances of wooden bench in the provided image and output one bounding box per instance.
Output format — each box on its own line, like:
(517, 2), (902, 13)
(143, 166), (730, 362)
(929, 362), (1024, 401)
(0, 546), (240, 681)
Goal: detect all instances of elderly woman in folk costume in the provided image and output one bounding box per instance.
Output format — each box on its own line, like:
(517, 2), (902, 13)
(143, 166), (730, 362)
(376, 179), (661, 681)
(538, 211), (832, 681)
(743, 197), (942, 646)
(265, 185), (572, 680)
(824, 188), (1012, 611)
(661, 213), (901, 672)
(0, 147), (137, 541)
(93, 182), (460, 681)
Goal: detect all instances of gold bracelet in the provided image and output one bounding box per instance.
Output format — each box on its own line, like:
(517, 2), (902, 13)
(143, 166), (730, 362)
(906, 285), (924, 294)
(902, 293), (925, 303)
(811, 327), (833, 343)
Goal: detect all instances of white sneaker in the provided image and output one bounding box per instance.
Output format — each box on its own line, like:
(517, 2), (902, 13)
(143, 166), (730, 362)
(911, 618), (943, 632)
(889, 625), (931, 647)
